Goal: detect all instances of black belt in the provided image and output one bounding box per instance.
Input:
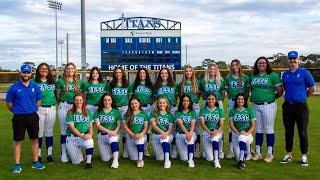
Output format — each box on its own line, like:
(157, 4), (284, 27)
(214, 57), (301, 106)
(99, 132), (108, 135)
(141, 104), (152, 107)
(62, 101), (73, 104)
(285, 101), (306, 105)
(253, 101), (275, 105)
(41, 105), (55, 108)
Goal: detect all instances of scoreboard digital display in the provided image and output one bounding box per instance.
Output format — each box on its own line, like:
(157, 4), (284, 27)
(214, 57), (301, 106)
(100, 17), (181, 70)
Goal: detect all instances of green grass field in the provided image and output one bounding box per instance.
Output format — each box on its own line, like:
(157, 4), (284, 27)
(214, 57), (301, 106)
(0, 97), (319, 179)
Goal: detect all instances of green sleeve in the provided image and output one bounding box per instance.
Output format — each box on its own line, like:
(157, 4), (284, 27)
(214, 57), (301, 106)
(191, 111), (196, 121)
(122, 113), (127, 123)
(115, 110), (121, 122)
(169, 114), (174, 125)
(271, 72), (282, 87)
(149, 112), (155, 120)
(88, 110), (93, 122)
(143, 112), (149, 122)
(66, 113), (74, 124)
(249, 108), (256, 121)
(177, 82), (182, 94)
(93, 110), (99, 119)
(174, 112), (180, 121)
(219, 108), (225, 119)
(174, 83), (179, 95)
(55, 78), (63, 90)
(229, 109), (234, 119)
(80, 80), (86, 92)
(128, 83), (134, 95)
(83, 81), (89, 93)
(199, 108), (205, 118)
(224, 75), (229, 89)
(244, 75), (250, 87)
(221, 79), (226, 91)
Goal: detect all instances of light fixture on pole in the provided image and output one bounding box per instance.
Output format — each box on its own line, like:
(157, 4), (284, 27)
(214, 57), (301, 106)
(48, 0), (62, 74)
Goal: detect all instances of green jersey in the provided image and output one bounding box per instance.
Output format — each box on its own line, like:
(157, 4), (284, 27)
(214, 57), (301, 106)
(35, 80), (56, 106)
(123, 111), (149, 134)
(178, 80), (200, 104)
(199, 107), (224, 130)
(150, 111), (174, 134)
(229, 107), (256, 132)
(250, 72), (282, 102)
(200, 79), (225, 101)
(84, 82), (108, 105)
(66, 110), (93, 135)
(111, 83), (128, 107)
(94, 108), (121, 131)
(175, 110), (196, 133)
(128, 82), (154, 106)
(156, 83), (178, 106)
(225, 74), (250, 100)
(56, 77), (84, 103)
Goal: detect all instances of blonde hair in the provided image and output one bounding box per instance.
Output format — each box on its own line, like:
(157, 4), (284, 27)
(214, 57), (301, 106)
(63, 62), (79, 94)
(180, 65), (199, 94)
(153, 97), (170, 124)
(206, 63), (222, 86)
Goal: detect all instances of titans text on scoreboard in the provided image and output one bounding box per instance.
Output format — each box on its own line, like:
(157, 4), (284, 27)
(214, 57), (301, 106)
(100, 17), (181, 70)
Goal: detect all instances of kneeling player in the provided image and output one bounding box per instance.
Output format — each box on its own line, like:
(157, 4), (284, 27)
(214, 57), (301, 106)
(229, 93), (256, 169)
(94, 94), (121, 168)
(150, 97), (174, 168)
(66, 93), (94, 169)
(175, 94), (197, 168)
(123, 96), (149, 168)
(199, 93), (224, 168)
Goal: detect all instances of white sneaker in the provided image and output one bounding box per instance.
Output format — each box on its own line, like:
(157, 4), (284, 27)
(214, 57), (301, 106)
(300, 155), (309, 167)
(137, 160), (144, 168)
(144, 150), (150, 157)
(188, 160), (195, 168)
(164, 161), (171, 169)
(226, 150), (234, 159)
(171, 147), (177, 159)
(213, 160), (221, 168)
(264, 153), (274, 163)
(111, 161), (119, 169)
(252, 153), (262, 161)
(219, 152), (224, 159)
(194, 151), (201, 158)
(246, 153), (252, 161)
(61, 154), (69, 163)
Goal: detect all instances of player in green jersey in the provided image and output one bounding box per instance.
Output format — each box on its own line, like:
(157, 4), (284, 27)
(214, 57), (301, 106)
(199, 93), (225, 168)
(224, 59), (250, 159)
(85, 67), (108, 115)
(56, 62), (84, 163)
(178, 65), (202, 158)
(34, 63), (57, 163)
(110, 67), (130, 158)
(200, 63), (226, 159)
(175, 94), (197, 168)
(229, 93), (256, 169)
(129, 68), (154, 157)
(66, 93), (94, 169)
(150, 97), (174, 168)
(155, 67), (179, 158)
(123, 96), (149, 168)
(95, 93), (121, 169)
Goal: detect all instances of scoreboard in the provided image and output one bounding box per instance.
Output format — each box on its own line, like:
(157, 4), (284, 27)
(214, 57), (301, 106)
(100, 17), (181, 70)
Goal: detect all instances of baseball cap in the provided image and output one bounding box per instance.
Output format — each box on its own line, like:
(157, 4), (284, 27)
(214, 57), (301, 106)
(288, 51), (298, 59)
(20, 64), (32, 73)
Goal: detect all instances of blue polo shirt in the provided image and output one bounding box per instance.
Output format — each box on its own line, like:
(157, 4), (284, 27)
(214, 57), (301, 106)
(282, 67), (315, 102)
(6, 80), (42, 114)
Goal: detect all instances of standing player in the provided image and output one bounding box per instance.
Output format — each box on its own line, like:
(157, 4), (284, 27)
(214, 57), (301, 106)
(129, 68), (154, 156)
(84, 67), (108, 115)
(123, 96), (149, 168)
(199, 93), (224, 168)
(34, 63), (56, 163)
(200, 63), (225, 159)
(175, 94), (197, 168)
(250, 57), (282, 163)
(66, 93), (94, 169)
(94, 93), (121, 168)
(178, 65), (201, 158)
(224, 59), (250, 159)
(155, 67), (179, 158)
(229, 93), (256, 169)
(56, 62), (84, 163)
(110, 67), (129, 158)
(150, 97), (174, 168)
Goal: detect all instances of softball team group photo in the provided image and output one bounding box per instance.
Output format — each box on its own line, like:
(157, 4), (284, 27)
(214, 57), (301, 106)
(6, 50), (315, 174)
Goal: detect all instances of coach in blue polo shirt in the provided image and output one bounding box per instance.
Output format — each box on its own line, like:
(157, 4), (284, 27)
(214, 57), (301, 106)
(6, 64), (45, 174)
(280, 51), (315, 166)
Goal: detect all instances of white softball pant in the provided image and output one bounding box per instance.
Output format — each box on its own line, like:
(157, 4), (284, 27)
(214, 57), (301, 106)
(152, 134), (173, 160)
(58, 102), (73, 135)
(66, 135), (94, 164)
(125, 134), (147, 161)
(202, 131), (223, 161)
(232, 132), (253, 161)
(175, 132), (197, 161)
(97, 133), (119, 162)
(37, 106), (56, 138)
(252, 102), (277, 134)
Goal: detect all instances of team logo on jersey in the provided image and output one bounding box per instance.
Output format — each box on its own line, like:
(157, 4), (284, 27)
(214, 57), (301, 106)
(181, 115), (192, 123)
(136, 86), (151, 94)
(39, 84), (55, 91)
(230, 81), (243, 88)
(133, 117), (144, 124)
(73, 115), (90, 122)
(234, 114), (249, 122)
(205, 84), (219, 91)
(89, 86), (104, 93)
(112, 88), (127, 95)
(67, 84), (76, 91)
(158, 117), (169, 126)
(158, 87), (174, 94)
(183, 85), (193, 93)
(204, 114), (220, 122)
(251, 78), (268, 85)
(99, 115), (115, 123)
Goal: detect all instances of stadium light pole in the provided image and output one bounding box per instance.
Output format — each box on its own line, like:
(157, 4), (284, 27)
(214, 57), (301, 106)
(58, 39), (64, 67)
(81, 0), (86, 79)
(48, 0), (62, 75)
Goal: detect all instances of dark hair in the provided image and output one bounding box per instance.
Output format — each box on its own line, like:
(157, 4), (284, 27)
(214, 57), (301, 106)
(110, 67), (128, 89)
(133, 68), (153, 92)
(97, 93), (117, 113)
(155, 67), (174, 89)
(68, 93), (88, 116)
(252, 56), (273, 75)
(206, 93), (219, 108)
(35, 63), (55, 84)
(177, 94), (193, 112)
(234, 93), (248, 109)
(230, 59), (243, 86)
(88, 67), (102, 83)
(126, 96), (142, 130)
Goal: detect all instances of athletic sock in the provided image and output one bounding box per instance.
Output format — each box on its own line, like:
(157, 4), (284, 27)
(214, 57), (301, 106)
(196, 134), (201, 151)
(219, 134), (224, 153)
(113, 151), (119, 162)
(86, 148), (93, 163)
(212, 141), (219, 160)
(46, 136), (53, 156)
(239, 141), (247, 161)
(187, 144), (194, 161)
(38, 137), (42, 157)
(266, 134), (275, 154)
(60, 135), (67, 156)
(162, 142), (170, 161)
(145, 134), (150, 151)
(255, 133), (263, 154)
(111, 142), (119, 153)
(229, 132), (233, 152)
(137, 144), (144, 160)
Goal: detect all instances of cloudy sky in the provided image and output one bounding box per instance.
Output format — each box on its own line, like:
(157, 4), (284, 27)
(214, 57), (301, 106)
(1, 0), (320, 70)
